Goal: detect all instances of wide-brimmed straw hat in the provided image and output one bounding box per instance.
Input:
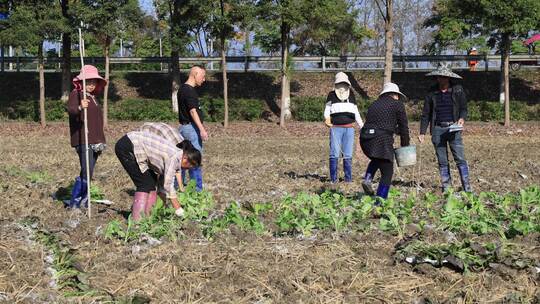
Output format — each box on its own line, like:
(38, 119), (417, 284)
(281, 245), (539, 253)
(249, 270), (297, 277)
(72, 65), (107, 93)
(426, 62), (463, 79)
(379, 82), (407, 99)
(334, 72), (351, 86)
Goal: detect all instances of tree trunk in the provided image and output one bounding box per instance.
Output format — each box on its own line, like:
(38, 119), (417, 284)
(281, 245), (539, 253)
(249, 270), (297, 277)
(383, 0), (394, 84)
(279, 21), (291, 127)
(220, 0), (228, 128)
(244, 26), (251, 72)
(171, 49), (180, 113)
(38, 42), (46, 127)
(170, 0), (181, 113)
(502, 34), (510, 127)
(222, 43), (228, 128)
(103, 42), (110, 128)
(60, 0), (71, 102)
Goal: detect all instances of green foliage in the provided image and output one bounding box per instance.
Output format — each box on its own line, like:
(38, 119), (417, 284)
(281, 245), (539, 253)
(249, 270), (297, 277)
(427, 0), (540, 53)
(200, 97), (265, 122)
(275, 191), (376, 236)
(291, 0), (374, 56)
(291, 97), (325, 121)
(109, 99), (177, 121)
(0, 0), (65, 48)
(3, 97), (539, 122)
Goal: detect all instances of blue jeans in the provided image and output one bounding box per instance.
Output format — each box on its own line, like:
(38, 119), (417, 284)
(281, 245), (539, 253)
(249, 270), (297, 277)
(431, 126), (467, 168)
(179, 123), (203, 191)
(329, 127), (355, 159)
(76, 145), (100, 180)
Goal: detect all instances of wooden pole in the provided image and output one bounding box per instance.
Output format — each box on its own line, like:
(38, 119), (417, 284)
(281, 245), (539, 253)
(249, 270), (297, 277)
(78, 25), (92, 219)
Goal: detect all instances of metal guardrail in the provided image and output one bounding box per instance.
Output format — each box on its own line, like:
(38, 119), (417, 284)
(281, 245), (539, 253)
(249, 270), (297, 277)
(1, 54), (539, 72)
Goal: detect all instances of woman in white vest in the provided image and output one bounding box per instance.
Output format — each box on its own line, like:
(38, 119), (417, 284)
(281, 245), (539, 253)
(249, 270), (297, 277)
(323, 72), (364, 183)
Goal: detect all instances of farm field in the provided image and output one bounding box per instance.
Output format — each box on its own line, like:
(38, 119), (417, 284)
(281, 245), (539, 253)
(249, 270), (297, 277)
(0, 121), (539, 303)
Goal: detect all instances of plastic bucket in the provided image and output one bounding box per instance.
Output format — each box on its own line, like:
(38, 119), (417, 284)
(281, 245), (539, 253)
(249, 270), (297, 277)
(394, 145), (417, 167)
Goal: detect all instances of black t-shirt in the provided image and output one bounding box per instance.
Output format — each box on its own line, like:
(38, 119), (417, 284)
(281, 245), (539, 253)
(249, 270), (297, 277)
(178, 83), (203, 124)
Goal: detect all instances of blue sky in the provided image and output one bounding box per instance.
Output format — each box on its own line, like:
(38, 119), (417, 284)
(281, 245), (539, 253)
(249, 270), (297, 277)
(139, 0), (155, 16)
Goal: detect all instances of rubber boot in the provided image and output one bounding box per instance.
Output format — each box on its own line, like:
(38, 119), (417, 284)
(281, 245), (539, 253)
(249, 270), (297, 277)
(189, 167), (203, 192)
(68, 177), (83, 208)
(457, 163), (472, 192)
(376, 183), (390, 199)
(439, 165), (452, 192)
(131, 192), (148, 222)
(329, 158), (338, 183)
(362, 162), (377, 195)
(375, 183), (391, 206)
(343, 158), (353, 182)
(145, 191), (158, 216)
(79, 178), (88, 208)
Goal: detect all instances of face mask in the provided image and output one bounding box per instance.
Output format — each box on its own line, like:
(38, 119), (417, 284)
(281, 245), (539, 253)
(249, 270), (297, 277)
(335, 83), (350, 101)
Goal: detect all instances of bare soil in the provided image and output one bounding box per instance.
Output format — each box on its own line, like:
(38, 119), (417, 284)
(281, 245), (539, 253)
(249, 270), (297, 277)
(0, 121), (539, 303)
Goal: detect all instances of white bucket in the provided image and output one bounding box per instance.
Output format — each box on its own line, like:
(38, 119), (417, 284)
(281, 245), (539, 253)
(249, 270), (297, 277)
(395, 145), (417, 167)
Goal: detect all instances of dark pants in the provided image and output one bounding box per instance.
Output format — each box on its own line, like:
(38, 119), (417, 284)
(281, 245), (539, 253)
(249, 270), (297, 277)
(431, 126), (467, 167)
(115, 135), (157, 193)
(367, 158), (394, 185)
(75, 145), (100, 180)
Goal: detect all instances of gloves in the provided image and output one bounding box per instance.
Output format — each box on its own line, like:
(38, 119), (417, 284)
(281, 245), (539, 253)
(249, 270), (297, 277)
(175, 207), (185, 217)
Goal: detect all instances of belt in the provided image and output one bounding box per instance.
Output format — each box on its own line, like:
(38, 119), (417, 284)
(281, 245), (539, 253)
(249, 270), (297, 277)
(180, 122), (191, 125)
(436, 121), (454, 127)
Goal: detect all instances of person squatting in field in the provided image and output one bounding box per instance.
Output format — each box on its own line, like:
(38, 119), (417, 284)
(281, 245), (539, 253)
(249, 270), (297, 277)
(418, 63), (472, 193)
(66, 65), (107, 209)
(135, 122), (185, 215)
(178, 65), (208, 192)
(360, 83), (410, 200)
(324, 72), (364, 183)
(114, 129), (201, 221)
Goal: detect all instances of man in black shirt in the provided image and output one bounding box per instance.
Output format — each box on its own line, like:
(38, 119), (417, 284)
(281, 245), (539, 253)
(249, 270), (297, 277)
(178, 65), (208, 191)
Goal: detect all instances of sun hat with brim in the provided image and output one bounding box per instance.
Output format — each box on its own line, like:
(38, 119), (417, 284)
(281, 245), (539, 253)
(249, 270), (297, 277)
(72, 65), (107, 94)
(379, 82), (407, 99)
(426, 62), (462, 79)
(334, 72), (351, 86)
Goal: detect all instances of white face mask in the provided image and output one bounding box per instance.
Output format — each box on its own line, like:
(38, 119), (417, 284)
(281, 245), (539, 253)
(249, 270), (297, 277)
(335, 83), (350, 101)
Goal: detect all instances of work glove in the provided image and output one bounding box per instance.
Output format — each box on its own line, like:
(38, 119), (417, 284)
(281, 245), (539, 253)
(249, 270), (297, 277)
(175, 207), (185, 217)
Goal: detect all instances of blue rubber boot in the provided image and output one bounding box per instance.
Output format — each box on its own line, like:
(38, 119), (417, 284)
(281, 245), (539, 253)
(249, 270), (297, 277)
(457, 163), (472, 192)
(76, 179), (89, 208)
(362, 161), (377, 195)
(189, 167), (203, 192)
(439, 165), (452, 192)
(343, 158), (353, 182)
(376, 183), (390, 199)
(68, 177), (83, 208)
(329, 158), (338, 183)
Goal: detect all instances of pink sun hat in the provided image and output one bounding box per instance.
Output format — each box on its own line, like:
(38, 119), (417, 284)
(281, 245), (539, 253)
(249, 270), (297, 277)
(72, 65), (107, 94)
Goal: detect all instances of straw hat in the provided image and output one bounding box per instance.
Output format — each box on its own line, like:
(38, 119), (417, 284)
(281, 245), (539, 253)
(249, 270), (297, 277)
(379, 82), (407, 99)
(426, 62), (462, 79)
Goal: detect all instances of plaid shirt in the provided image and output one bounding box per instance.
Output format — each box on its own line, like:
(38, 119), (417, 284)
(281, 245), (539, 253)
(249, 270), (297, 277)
(138, 122), (183, 144)
(127, 131), (182, 198)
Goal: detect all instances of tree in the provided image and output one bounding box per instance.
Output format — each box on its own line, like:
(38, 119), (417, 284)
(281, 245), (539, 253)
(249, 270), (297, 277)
(256, 0), (309, 127)
(292, 0), (374, 56)
(155, 0), (207, 113)
(426, 0), (540, 127)
(208, 0), (251, 128)
(76, 0), (142, 128)
(60, 0), (75, 102)
(374, 0), (394, 84)
(0, 0), (64, 127)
